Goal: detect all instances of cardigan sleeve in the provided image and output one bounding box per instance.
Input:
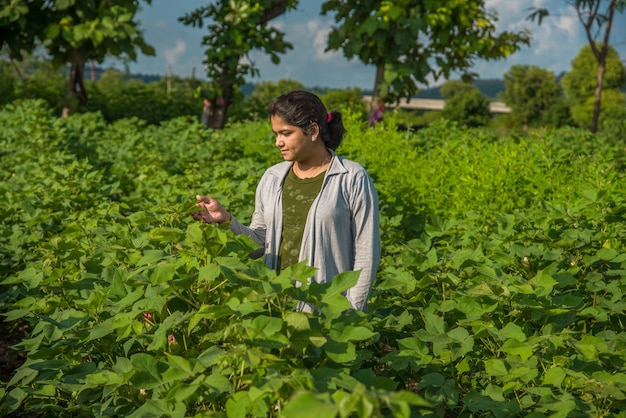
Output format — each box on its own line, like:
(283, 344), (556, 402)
(228, 174), (269, 248)
(345, 170), (381, 312)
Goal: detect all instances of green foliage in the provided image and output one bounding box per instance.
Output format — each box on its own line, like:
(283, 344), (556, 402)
(1, 100), (626, 417)
(0, 0), (156, 112)
(0, 62), (17, 105)
(598, 94), (626, 144)
(561, 44), (626, 104)
(390, 108), (442, 129)
(525, 1), (626, 132)
(322, 0), (531, 101)
(439, 80), (476, 99)
(180, 1), (297, 87)
(0, 55), (66, 113)
(440, 81), (491, 128)
(320, 87), (367, 120)
(87, 69), (211, 125)
(178, 1), (298, 127)
(561, 44), (626, 127)
(252, 79), (306, 105)
(501, 65), (571, 129)
(0, 63), (216, 124)
(237, 79), (307, 121)
(570, 88), (626, 130)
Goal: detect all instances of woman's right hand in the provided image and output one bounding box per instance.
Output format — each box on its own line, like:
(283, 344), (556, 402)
(192, 195), (232, 224)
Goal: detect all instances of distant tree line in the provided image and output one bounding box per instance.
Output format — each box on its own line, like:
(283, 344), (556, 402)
(1, 0), (532, 128)
(1, 40), (625, 137)
(2, 0), (623, 133)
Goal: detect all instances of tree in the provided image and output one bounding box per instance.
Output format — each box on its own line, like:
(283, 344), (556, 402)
(179, 1), (298, 129)
(440, 81), (491, 128)
(501, 65), (571, 129)
(0, 0), (155, 117)
(252, 78), (306, 106)
(0, 53), (66, 109)
(561, 44), (626, 127)
(233, 78), (306, 121)
(528, 0), (626, 132)
(321, 0), (531, 111)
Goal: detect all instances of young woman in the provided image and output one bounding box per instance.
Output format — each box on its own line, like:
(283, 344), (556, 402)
(193, 90), (381, 312)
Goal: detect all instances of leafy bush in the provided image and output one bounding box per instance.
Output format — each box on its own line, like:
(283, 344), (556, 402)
(1, 100), (625, 417)
(320, 88), (367, 121)
(437, 80), (490, 128)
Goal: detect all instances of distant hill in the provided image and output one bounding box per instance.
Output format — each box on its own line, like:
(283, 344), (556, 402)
(83, 66), (164, 83)
(415, 79), (505, 100)
(88, 66), (506, 99)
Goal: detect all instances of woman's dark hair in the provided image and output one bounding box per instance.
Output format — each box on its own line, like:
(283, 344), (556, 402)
(268, 90), (346, 150)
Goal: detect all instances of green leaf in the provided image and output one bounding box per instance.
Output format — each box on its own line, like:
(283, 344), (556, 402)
(417, 372), (445, 388)
(281, 392), (338, 418)
(126, 399), (186, 418)
(484, 359), (508, 378)
(310, 270), (360, 299)
(198, 263), (220, 283)
(197, 346), (226, 368)
(150, 263), (177, 284)
(500, 339), (535, 361)
(2, 387), (27, 414)
(45, 23), (60, 39)
(499, 322), (526, 342)
(284, 312), (311, 332)
(87, 317), (115, 341)
(204, 373), (232, 393)
(542, 366), (566, 387)
(424, 313), (446, 335)
(574, 335), (607, 359)
(137, 250), (167, 266)
(323, 339), (356, 364)
(597, 248), (619, 261)
(530, 270), (557, 297)
(251, 315), (283, 336)
(329, 323), (376, 342)
(54, 0), (76, 10)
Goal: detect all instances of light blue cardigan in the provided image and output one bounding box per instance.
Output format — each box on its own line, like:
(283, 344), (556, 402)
(229, 151), (381, 312)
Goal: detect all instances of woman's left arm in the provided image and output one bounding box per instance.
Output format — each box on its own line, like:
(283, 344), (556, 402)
(346, 171), (381, 312)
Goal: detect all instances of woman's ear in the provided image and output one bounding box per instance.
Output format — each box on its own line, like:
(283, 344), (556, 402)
(311, 122), (320, 140)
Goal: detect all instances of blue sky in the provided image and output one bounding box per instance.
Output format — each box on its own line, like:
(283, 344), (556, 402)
(114, 0), (626, 90)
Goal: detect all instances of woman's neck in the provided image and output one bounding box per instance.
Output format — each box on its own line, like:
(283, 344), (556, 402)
(294, 149), (331, 178)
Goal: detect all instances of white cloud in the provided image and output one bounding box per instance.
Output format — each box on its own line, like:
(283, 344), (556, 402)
(127, 0), (619, 89)
(553, 13), (581, 39)
(152, 20), (169, 30)
(306, 19), (336, 61)
(163, 40), (187, 66)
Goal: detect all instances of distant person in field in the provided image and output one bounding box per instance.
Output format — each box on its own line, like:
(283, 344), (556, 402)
(368, 100), (384, 127)
(192, 90), (381, 312)
(201, 99), (212, 127)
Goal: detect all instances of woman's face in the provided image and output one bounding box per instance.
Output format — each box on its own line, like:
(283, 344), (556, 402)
(271, 115), (319, 162)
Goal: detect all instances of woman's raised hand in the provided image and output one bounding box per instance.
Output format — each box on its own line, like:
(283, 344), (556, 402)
(192, 195), (232, 224)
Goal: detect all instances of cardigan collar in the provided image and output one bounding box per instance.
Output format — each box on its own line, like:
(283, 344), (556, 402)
(266, 149), (347, 180)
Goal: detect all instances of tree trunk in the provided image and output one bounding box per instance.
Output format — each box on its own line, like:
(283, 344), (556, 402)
(584, 0), (616, 133)
(371, 63), (385, 112)
(207, 69), (234, 129)
(90, 60), (96, 82)
(62, 50), (88, 118)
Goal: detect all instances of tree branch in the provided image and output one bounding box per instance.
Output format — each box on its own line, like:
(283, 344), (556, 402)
(258, 1), (290, 24)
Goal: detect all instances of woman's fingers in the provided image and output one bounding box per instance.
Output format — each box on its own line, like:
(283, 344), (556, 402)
(193, 195), (229, 224)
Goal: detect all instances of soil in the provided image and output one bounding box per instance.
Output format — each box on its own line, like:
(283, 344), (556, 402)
(0, 320), (27, 382)
(0, 319), (32, 417)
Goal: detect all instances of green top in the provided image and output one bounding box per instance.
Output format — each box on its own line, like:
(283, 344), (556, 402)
(279, 168), (325, 270)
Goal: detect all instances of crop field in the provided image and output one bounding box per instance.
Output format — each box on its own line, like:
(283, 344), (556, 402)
(1, 99), (625, 417)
